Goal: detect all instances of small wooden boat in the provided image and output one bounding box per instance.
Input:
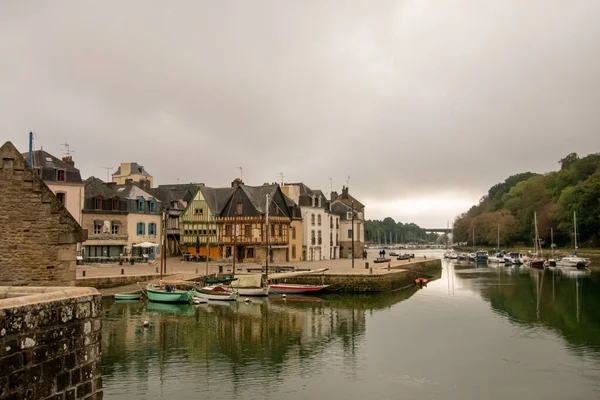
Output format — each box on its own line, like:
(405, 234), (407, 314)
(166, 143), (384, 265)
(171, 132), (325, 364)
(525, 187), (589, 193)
(114, 292), (142, 301)
(529, 259), (545, 269)
(145, 284), (193, 304)
(194, 285), (238, 301)
(269, 284), (329, 294)
(397, 254), (413, 260)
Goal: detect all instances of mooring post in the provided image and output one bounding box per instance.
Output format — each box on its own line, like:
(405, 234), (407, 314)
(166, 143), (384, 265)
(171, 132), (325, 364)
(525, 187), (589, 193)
(82, 270), (86, 277)
(370, 267), (373, 274)
(121, 268), (124, 275)
(196, 268), (198, 274)
(365, 261), (369, 269)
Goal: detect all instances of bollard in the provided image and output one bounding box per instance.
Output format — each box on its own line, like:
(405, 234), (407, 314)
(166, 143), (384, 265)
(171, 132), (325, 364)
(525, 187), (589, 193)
(370, 267), (373, 274)
(196, 268), (198, 274)
(365, 262), (369, 269)
(82, 270), (86, 277)
(219, 265), (223, 274)
(121, 268), (124, 275)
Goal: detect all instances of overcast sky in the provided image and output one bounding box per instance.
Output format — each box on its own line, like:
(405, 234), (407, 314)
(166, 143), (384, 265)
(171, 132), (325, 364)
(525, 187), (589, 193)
(1, 1), (599, 227)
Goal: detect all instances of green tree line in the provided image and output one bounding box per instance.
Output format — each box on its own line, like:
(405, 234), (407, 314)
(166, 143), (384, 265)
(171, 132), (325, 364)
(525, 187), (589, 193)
(453, 152), (600, 248)
(365, 217), (437, 244)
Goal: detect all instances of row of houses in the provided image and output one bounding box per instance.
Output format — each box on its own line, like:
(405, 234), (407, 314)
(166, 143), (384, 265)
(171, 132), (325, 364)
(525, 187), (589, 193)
(28, 152), (366, 263)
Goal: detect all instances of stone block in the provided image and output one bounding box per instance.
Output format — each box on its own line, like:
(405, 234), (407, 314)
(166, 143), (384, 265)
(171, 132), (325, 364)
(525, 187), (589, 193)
(41, 356), (64, 376)
(65, 388), (76, 400)
(76, 381), (93, 398)
(57, 371), (70, 392)
(63, 352), (77, 370)
(70, 368), (81, 386)
(0, 353), (23, 376)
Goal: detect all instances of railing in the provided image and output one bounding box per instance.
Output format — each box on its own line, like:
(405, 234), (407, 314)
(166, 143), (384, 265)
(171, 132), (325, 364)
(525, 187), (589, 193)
(87, 234), (129, 241)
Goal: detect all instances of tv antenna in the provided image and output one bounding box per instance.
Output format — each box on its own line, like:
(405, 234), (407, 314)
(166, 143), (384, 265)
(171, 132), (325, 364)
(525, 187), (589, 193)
(346, 175), (350, 188)
(277, 172), (285, 185)
(102, 167), (113, 182)
(61, 142), (75, 157)
(238, 166), (243, 181)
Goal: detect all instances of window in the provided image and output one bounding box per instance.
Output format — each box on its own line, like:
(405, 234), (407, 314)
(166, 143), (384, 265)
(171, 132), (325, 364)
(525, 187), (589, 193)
(317, 214), (321, 226)
(271, 224), (275, 236)
(137, 198), (145, 212)
(336, 233), (339, 245)
(195, 208), (203, 215)
(311, 230), (315, 245)
(95, 196), (102, 210)
(111, 198), (119, 210)
(318, 231), (322, 245)
(235, 202), (243, 215)
(278, 224), (283, 236)
(94, 222), (102, 235)
(247, 248), (255, 258)
(330, 217), (333, 229)
(292, 226), (296, 240)
(311, 196), (315, 207)
(318, 197), (321, 207)
(348, 229), (353, 239)
(225, 225), (232, 236)
(244, 225), (250, 236)
(148, 223), (157, 235)
(56, 169), (66, 182)
(292, 245), (296, 259)
(111, 224), (119, 235)
(330, 233), (333, 246)
(336, 218), (339, 229)
(56, 192), (66, 206)
(311, 214), (315, 226)
(149, 200), (156, 213)
(137, 222), (145, 235)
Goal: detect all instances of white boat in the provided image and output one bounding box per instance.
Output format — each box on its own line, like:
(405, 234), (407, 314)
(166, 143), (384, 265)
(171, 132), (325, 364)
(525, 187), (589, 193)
(269, 283), (329, 294)
(488, 256), (503, 263)
(194, 285), (239, 301)
(230, 274), (270, 297)
(555, 212), (591, 269)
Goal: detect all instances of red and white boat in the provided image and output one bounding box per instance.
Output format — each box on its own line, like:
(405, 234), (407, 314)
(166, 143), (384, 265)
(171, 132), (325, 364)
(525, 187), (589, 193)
(269, 284), (329, 294)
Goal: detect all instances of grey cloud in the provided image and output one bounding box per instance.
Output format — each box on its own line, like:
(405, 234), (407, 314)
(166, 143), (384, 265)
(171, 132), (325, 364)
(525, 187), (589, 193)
(1, 0), (599, 226)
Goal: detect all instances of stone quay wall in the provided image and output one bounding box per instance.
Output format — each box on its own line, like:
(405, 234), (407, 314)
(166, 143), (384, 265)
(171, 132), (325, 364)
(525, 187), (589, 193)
(278, 259), (442, 293)
(0, 287), (102, 400)
(75, 274), (161, 289)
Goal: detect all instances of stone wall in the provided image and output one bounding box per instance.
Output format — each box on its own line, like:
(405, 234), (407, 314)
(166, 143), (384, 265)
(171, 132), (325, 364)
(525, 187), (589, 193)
(0, 142), (87, 286)
(0, 286), (102, 399)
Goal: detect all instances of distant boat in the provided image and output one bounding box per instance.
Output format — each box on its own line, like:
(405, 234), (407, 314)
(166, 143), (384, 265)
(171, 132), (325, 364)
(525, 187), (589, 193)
(269, 284), (329, 294)
(528, 212), (545, 270)
(145, 284), (193, 304)
(555, 212), (591, 269)
(475, 250), (489, 263)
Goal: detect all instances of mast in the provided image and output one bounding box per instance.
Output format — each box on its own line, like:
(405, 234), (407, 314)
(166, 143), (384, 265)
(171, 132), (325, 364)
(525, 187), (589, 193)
(472, 227), (475, 252)
(160, 211), (165, 280)
(497, 224), (500, 252)
(574, 211), (578, 251)
(265, 194), (270, 281)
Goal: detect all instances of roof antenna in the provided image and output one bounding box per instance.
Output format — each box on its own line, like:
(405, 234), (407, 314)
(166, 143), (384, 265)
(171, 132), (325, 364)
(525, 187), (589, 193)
(238, 166), (243, 181)
(277, 172), (285, 185)
(102, 167), (113, 182)
(60, 142), (74, 157)
(346, 175), (350, 189)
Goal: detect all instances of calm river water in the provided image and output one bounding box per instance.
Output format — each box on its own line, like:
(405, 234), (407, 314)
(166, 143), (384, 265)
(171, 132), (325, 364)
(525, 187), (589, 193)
(101, 250), (600, 399)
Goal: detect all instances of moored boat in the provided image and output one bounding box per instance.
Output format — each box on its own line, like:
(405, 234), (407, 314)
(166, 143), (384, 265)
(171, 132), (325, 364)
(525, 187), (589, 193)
(145, 284), (193, 304)
(114, 292), (142, 301)
(194, 285), (238, 301)
(230, 274), (269, 296)
(269, 284), (329, 294)
(475, 250), (489, 263)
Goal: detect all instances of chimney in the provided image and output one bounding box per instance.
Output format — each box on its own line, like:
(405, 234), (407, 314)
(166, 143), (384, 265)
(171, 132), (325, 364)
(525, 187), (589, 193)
(62, 156), (75, 167)
(231, 178), (243, 187)
(341, 186), (349, 199)
(125, 178), (133, 185)
(120, 162), (131, 176)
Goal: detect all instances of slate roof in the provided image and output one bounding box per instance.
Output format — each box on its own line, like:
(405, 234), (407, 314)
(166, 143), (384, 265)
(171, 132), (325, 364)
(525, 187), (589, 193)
(330, 201), (357, 221)
(114, 184), (155, 200)
(84, 177), (119, 199)
(112, 162), (152, 177)
(198, 186), (235, 216)
(284, 182), (326, 208)
(22, 150), (82, 183)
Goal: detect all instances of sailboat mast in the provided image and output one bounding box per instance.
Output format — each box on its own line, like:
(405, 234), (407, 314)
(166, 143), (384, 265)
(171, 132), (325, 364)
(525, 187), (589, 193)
(497, 224), (500, 252)
(574, 211), (578, 250)
(265, 194), (270, 281)
(472, 227), (475, 252)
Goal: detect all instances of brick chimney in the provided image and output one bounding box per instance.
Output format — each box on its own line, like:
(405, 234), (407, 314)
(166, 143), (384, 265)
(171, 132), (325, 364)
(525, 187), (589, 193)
(231, 178), (243, 187)
(62, 156), (75, 167)
(341, 186), (349, 199)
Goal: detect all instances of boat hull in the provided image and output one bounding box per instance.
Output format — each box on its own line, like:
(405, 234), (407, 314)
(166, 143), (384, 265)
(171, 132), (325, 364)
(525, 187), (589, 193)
(236, 287), (270, 297)
(529, 260), (545, 269)
(146, 287), (192, 304)
(193, 287), (238, 301)
(269, 284), (329, 294)
(114, 293), (142, 301)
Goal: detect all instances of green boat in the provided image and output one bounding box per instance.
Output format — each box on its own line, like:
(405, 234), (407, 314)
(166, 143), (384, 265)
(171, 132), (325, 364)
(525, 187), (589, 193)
(114, 292), (142, 301)
(205, 276), (238, 285)
(146, 284), (193, 304)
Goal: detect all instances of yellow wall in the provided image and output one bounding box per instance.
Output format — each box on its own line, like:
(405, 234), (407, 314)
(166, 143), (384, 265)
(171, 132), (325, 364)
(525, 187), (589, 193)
(127, 213), (162, 250)
(289, 220), (304, 261)
(112, 174), (153, 187)
(46, 182), (84, 225)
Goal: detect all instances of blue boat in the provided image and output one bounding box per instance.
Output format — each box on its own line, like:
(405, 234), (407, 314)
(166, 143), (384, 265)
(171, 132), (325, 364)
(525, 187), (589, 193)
(475, 250), (489, 263)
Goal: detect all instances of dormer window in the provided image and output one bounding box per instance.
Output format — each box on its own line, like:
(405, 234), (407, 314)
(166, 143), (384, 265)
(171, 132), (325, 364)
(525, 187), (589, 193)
(57, 169), (66, 182)
(111, 197), (120, 211)
(94, 196), (103, 210)
(318, 197), (321, 207)
(56, 192), (66, 206)
(311, 196), (315, 207)
(149, 199), (156, 213)
(137, 197), (145, 212)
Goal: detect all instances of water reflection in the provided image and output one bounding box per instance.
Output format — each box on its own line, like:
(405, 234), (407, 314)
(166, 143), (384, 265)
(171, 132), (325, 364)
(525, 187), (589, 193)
(453, 262), (600, 353)
(101, 287), (420, 399)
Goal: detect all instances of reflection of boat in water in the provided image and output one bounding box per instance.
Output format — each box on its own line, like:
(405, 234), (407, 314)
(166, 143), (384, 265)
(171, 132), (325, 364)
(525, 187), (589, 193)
(269, 295), (327, 303)
(556, 267), (591, 278)
(146, 301), (195, 315)
(269, 284), (329, 294)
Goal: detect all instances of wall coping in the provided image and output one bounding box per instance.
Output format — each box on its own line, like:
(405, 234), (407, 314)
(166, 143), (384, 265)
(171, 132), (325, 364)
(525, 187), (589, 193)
(0, 286), (100, 309)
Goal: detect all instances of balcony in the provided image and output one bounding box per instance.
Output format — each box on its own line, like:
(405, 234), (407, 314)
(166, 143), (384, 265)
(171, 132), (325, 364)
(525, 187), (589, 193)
(88, 233), (129, 241)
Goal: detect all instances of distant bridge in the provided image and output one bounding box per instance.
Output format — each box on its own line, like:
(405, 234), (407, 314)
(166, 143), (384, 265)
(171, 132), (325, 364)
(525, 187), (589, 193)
(423, 228), (451, 234)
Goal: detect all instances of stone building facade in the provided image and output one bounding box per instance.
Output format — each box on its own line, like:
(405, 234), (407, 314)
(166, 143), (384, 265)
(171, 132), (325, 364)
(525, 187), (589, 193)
(0, 142), (87, 286)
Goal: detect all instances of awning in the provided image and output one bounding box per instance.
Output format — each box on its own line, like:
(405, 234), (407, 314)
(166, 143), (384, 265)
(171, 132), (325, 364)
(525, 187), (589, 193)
(133, 242), (160, 248)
